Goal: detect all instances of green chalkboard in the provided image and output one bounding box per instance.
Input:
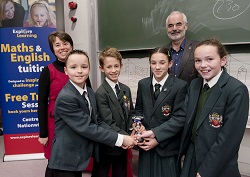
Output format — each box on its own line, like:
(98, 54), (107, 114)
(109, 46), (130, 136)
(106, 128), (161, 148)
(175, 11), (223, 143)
(98, 0), (250, 51)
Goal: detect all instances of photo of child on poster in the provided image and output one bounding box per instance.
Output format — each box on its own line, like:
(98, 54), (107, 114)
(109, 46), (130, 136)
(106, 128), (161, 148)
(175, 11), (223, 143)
(0, 0), (56, 28)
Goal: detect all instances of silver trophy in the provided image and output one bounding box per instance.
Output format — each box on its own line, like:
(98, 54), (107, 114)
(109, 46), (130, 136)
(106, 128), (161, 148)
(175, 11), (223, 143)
(132, 116), (144, 143)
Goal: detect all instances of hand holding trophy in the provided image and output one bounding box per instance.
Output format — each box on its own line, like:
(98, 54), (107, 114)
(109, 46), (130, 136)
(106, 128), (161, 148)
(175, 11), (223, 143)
(132, 116), (145, 143)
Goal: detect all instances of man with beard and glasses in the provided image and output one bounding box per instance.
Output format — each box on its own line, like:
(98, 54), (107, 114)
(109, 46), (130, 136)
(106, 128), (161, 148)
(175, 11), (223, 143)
(166, 11), (199, 84)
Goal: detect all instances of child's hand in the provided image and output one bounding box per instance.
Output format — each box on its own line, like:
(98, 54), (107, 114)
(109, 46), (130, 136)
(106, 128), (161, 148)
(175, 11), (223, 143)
(130, 129), (135, 136)
(132, 122), (145, 132)
(35, 21), (43, 27)
(122, 135), (137, 148)
(196, 173), (201, 177)
(137, 137), (158, 151)
(140, 130), (155, 139)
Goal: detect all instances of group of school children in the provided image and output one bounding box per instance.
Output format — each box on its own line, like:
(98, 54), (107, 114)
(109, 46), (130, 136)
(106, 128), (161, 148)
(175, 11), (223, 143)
(41, 39), (248, 177)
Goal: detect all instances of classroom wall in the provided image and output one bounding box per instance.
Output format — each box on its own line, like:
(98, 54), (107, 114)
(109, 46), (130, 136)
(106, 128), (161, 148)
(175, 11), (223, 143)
(55, 1), (250, 175)
(239, 129), (250, 176)
(55, 0), (64, 31)
(60, 0), (101, 91)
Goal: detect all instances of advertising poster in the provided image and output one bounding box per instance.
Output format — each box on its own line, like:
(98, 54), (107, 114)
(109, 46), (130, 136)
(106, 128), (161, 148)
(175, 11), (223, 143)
(0, 0), (56, 161)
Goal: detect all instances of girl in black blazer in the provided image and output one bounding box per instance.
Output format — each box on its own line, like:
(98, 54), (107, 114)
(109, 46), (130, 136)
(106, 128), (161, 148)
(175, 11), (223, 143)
(179, 39), (249, 177)
(135, 47), (188, 177)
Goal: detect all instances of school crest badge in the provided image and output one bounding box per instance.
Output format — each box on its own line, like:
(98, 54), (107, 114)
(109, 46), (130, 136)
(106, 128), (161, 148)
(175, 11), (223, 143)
(209, 112), (223, 128)
(162, 104), (171, 116)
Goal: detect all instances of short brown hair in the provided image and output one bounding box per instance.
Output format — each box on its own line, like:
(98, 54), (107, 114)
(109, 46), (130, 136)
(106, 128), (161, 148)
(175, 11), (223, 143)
(65, 49), (90, 66)
(99, 47), (122, 67)
(48, 31), (73, 55)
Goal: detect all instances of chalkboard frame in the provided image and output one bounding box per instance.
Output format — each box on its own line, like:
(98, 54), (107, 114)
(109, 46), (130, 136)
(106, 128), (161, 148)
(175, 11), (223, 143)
(98, 0), (250, 51)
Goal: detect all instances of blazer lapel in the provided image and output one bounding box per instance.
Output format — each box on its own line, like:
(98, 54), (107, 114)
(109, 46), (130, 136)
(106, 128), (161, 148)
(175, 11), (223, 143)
(67, 81), (91, 118)
(87, 87), (98, 124)
(187, 79), (203, 125)
(120, 83), (129, 119)
(151, 76), (173, 115)
(177, 39), (193, 77)
(145, 78), (155, 112)
(103, 80), (125, 120)
(67, 80), (83, 100)
(196, 71), (229, 129)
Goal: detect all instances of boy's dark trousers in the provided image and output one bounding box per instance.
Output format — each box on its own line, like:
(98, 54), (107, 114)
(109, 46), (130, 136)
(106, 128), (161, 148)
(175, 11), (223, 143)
(53, 169), (82, 177)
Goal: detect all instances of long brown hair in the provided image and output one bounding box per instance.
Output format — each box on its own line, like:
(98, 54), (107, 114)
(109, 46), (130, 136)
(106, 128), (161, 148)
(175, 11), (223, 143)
(149, 47), (172, 62)
(0, 0), (14, 27)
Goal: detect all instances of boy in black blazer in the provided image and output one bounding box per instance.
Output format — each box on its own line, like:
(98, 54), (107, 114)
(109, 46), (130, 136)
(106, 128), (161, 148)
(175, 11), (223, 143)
(48, 50), (137, 177)
(92, 47), (134, 177)
(134, 47), (188, 177)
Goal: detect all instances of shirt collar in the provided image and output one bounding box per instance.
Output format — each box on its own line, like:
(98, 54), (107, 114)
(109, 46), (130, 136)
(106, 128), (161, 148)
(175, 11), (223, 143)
(152, 73), (169, 88)
(105, 77), (118, 89)
(180, 38), (186, 49)
(69, 80), (87, 95)
(170, 38), (186, 51)
(203, 70), (223, 88)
